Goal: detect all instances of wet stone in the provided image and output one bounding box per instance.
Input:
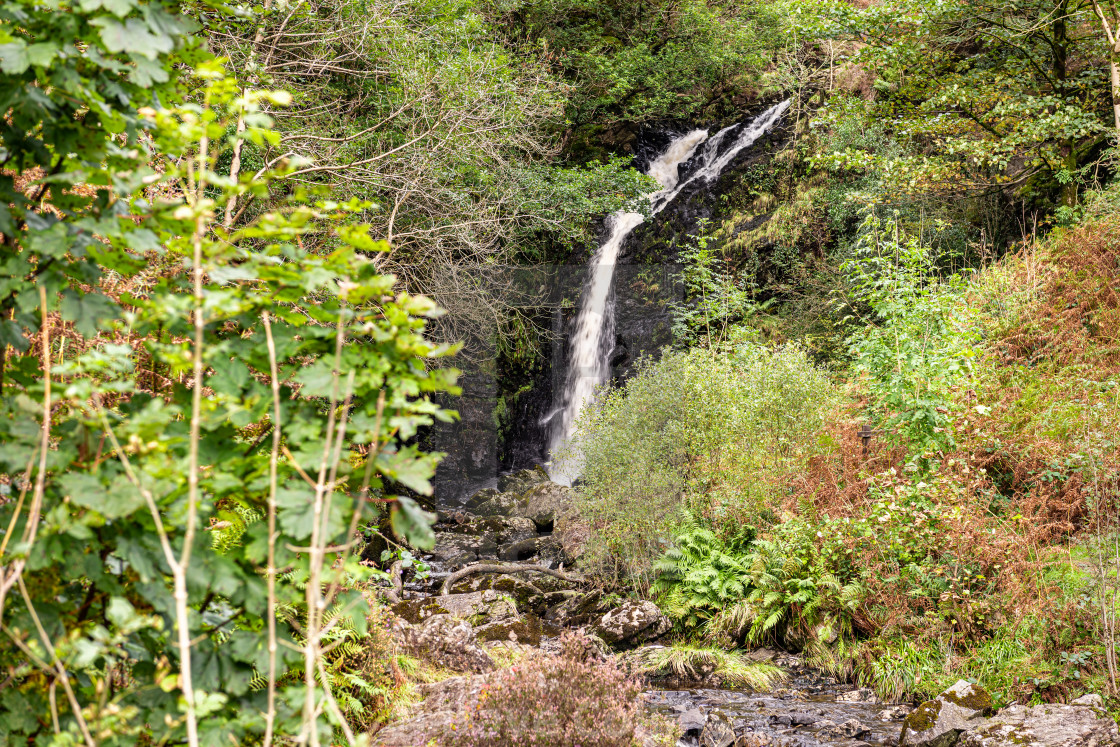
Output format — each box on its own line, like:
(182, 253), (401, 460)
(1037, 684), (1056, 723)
(645, 665), (908, 747)
(681, 708), (709, 733)
(497, 465), (550, 494)
(701, 711), (737, 747)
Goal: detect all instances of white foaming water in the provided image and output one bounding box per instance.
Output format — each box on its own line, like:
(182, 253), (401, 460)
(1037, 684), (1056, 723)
(546, 101), (790, 484)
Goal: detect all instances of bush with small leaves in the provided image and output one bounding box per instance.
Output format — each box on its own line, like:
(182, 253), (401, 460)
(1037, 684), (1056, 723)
(444, 633), (643, 747)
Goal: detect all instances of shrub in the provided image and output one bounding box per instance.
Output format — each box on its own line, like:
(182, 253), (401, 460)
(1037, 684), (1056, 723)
(444, 633), (643, 747)
(567, 337), (837, 587)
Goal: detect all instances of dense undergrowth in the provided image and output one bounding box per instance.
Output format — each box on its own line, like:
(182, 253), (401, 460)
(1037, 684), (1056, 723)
(571, 201), (1120, 713)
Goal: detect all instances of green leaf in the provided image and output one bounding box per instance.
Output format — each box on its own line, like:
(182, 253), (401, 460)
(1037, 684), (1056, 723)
(293, 359), (337, 398)
(79, 0), (137, 17)
(0, 320), (30, 352)
(375, 445), (438, 495)
(90, 17), (174, 60)
(25, 42), (58, 67)
(276, 486), (314, 540)
(59, 472), (145, 519)
(124, 228), (161, 252)
(390, 496), (436, 551)
(211, 357), (250, 395)
(0, 41), (29, 74)
(60, 289), (119, 338)
(130, 55), (170, 86)
(107, 597), (143, 629)
(25, 220), (69, 258)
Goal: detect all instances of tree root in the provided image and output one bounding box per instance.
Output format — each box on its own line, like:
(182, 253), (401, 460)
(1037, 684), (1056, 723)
(384, 560), (403, 604)
(439, 562), (583, 595)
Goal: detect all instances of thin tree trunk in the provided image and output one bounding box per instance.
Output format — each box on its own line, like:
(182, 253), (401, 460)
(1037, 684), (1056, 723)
(1089, 1), (1120, 137)
(1110, 56), (1120, 134)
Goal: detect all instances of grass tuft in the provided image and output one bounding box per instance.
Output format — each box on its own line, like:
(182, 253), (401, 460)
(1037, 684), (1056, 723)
(628, 644), (785, 690)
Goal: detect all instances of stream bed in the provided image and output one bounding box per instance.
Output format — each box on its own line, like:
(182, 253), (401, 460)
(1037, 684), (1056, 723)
(645, 661), (910, 747)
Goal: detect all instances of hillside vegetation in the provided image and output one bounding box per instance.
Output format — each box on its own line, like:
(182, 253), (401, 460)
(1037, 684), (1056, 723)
(1, 0), (1119, 743)
(574, 204), (1120, 708)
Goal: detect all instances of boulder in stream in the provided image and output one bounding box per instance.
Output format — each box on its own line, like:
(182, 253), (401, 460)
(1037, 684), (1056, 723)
(900, 680), (992, 747)
(735, 734), (773, 747)
(820, 718), (872, 740)
(1070, 694), (1105, 709)
(551, 511), (590, 565)
(881, 705), (916, 722)
(373, 673), (500, 746)
(680, 708), (708, 733)
(511, 481), (573, 530)
(544, 588), (613, 627)
(392, 589), (516, 625)
(701, 710), (737, 747)
(838, 687), (881, 704)
(591, 600), (672, 646)
(468, 491), (523, 517)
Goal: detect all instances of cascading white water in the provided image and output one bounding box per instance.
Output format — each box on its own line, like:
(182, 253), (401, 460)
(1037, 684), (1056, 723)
(546, 100), (791, 484)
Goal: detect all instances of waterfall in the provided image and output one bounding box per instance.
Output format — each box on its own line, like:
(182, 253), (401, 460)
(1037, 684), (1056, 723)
(546, 100), (791, 484)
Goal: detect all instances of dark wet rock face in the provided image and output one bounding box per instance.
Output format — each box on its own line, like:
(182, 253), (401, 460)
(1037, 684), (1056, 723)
(428, 370), (499, 505)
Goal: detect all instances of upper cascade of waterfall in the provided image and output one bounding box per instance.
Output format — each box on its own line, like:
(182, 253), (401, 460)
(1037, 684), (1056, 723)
(651, 99), (791, 213)
(645, 129), (709, 191)
(547, 100), (791, 485)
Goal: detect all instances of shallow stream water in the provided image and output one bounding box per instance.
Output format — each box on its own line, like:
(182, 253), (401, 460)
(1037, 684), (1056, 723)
(644, 658), (910, 747)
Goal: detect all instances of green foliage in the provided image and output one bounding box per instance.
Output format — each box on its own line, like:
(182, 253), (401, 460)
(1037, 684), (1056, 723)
(0, 27), (455, 744)
(842, 213), (979, 469)
(497, 0), (781, 137)
(653, 525), (753, 631)
(269, 577), (384, 734)
(652, 516), (867, 647)
(0, 0), (198, 379)
(671, 220), (771, 346)
(791, 0), (1111, 209)
(568, 340), (836, 587)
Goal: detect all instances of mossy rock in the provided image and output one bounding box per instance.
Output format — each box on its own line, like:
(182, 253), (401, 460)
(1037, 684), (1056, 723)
(497, 465), (549, 494)
(473, 613), (559, 646)
(907, 701), (944, 734)
(392, 599), (450, 625)
(901, 681), (992, 747)
(464, 488), (500, 510)
(940, 681), (993, 714)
